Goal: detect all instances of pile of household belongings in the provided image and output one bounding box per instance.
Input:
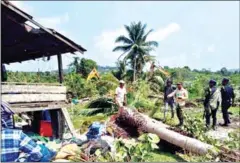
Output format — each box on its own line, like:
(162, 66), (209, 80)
(27, 121), (117, 162)
(26, 108), (141, 162)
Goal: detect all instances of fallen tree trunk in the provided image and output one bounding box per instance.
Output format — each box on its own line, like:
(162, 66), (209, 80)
(118, 107), (217, 155)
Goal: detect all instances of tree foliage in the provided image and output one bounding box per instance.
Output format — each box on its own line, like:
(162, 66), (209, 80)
(69, 57), (97, 78)
(113, 21), (158, 81)
(112, 60), (127, 80)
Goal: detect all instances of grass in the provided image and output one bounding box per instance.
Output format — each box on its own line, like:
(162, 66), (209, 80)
(229, 106), (240, 117)
(147, 151), (186, 162)
(151, 105), (240, 126)
(69, 103), (109, 133)
(72, 114), (108, 133)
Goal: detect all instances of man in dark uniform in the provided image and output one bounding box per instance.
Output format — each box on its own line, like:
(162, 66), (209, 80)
(204, 80), (221, 130)
(220, 78), (235, 126)
(163, 79), (175, 121)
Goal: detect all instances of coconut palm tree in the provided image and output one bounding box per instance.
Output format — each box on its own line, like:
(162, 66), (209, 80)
(112, 60), (127, 80)
(68, 57), (81, 73)
(113, 21), (158, 82)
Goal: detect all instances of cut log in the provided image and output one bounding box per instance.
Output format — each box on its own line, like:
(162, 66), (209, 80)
(118, 107), (217, 155)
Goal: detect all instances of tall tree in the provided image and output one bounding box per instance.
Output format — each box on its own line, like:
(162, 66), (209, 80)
(69, 57), (81, 73)
(112, 60), (127, 80)
(220, 67), (229, 76)
(79, 58), (97, 78)
(113, 21), (158, 82)
(68, 57), (97, 78)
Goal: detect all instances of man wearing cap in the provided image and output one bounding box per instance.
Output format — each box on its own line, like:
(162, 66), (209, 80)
(115, 80), (127, 107)
(204, 80), (221, 130)
(163, 79), (176, 121)
(167, 82), (188, 126)
(220, 78), (235, 126)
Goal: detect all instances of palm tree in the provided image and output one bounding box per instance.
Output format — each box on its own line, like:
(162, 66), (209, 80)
(68, 57), (81, 73)
(113, 21), (158, 82)
(112, 60), (127, 80)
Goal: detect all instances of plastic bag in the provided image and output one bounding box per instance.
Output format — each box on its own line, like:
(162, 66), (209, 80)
(55, 144), (79, 159)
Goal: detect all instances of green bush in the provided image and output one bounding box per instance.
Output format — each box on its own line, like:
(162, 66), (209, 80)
(64, 73), (98, 98)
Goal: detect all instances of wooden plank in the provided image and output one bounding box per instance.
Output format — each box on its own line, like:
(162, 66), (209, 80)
(2, 94), (66, 103)
(2, 85), (67, 94)
(10, 102), (68, 108)
(10, 107), (61, 113)
(1, 82), (63, 86)
(61, 107), (77, 137)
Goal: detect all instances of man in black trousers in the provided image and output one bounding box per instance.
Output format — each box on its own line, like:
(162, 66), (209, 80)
(220, 78), (235, 127)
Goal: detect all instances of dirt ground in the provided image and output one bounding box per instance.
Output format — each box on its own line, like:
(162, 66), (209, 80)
(206, 117), (240, 141)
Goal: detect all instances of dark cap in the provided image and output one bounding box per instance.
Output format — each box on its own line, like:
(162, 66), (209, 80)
(222, 78), (229, 83)
(209, 79), (216, 85)
(166, 79), (172, 84)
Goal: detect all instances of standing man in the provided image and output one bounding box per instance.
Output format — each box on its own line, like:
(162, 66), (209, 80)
(220, 78), (235, 126)
(204, 80), (221, 130)
(167, 82), (188, 127)
(163, 79), (175, 122)
(115, 80), (127, 107)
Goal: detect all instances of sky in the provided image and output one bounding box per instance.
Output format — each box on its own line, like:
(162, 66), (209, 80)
(5, 1), (240, 72)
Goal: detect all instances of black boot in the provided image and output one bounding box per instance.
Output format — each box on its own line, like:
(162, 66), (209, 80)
(212, 125), (217, 130)
(206, 124), (210, 129)
(177, 120), (183, 127)
(220, 123), (228, 127)
(227, 119), (231, 124)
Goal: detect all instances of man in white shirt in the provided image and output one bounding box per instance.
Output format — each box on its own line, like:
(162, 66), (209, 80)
(115, 80), (127, 107)
(167, 82), (188, 127)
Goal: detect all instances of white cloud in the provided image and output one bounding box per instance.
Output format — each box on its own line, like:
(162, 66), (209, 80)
(93, 27), (128, 66)
(207, 44), (215, 53)
(10, 1), (34, 14)
(10, 1), (70, 34)
(36, 13), (69, 29)
(94, 23), (181, 66)
(158, 53), (187, 68)
(148, 23), (181, 42)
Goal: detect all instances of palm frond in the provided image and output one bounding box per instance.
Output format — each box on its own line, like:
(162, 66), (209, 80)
(87, 97), (115, 108)
(143, 55), (156, 63)
(124, 24), (135, 41)
(79, 107), (117, 116)
(112, 45), (132, 52)
(143, 29), (154, 41)
(123, 50), (135, 62)
(79, 108), (104, 116)
(141, 46), (155, 53)
(136, 23), (147, 42)
(142, 41), (159, 48)
(115, 35), (133, 44)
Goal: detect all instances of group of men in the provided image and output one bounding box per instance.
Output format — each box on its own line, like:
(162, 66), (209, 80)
(203, 78), (235, 129)
(114, 77), (235, 130)
(163, 78), (235, 129)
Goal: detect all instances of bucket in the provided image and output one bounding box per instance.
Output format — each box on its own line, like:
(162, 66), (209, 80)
(40, 120), (53, 137)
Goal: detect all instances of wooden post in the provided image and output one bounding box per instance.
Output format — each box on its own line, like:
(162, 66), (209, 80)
(1, 63), (3, 82)
(61, 107), (77, 137)
(57, 54), (63, 83)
